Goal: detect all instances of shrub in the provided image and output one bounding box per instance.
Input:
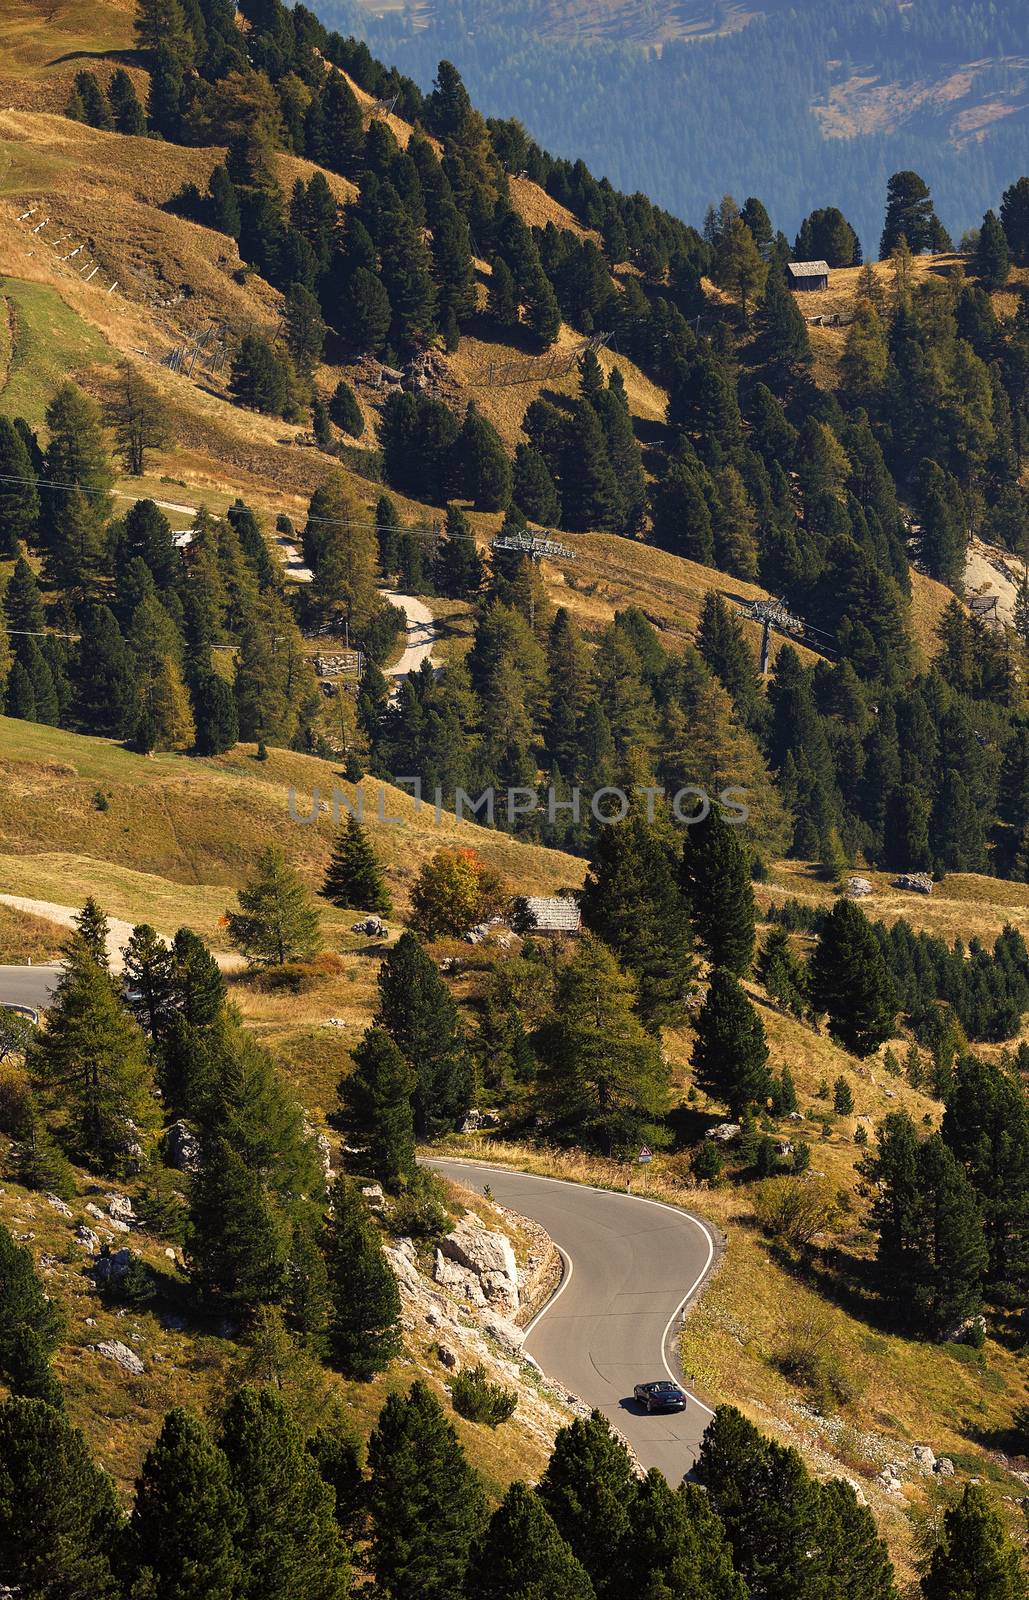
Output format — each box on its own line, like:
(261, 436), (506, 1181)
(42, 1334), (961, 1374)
(691, 1140), (723, 1184)
(775, 1309), (857, 1412)
(385, 1169), (450, 1239)
(451, 1363), (517, 1426)
(753, 1176), (838, 1246)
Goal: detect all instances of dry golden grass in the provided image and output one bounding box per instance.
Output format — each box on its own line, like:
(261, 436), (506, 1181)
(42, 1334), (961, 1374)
(0, 900), (67, 960)
(761, 857), (1029, 945)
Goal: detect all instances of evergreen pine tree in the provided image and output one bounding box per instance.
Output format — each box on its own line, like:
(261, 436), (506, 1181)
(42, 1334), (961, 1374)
(193, 672), (239, 755)
(808, 899), (897, 1056)
(817, 1478), (900, 1600)
(0, 418), (40, 552)
(227, 845), (321, 967)
(322, 813), (392, 912)
(453, 404), (512, 512)
(681, 807), (756, 975)
(538, 1410), (639, 1595)
(4, 555), (44, 632)
(75, 604), (137, 737)
(942, 1054), (1029, 1301)
(465, 1482), (595, 1600)
(186, 1134), (289, 1314)
(122, 923), (175, 1039)
(375, 932), (471, 1136)
(220, 1386), (350, 1600)
(0, 1397), (123, 1600)
(340, 1028), (416, 1192)
(613, 1469), (747, 1600)
(307, 1413), (366, 1544)
(209, 163), (241, 237)
(512, 443), (561, 524)
(107, 67), (146, 134)
(119, 1408), (243, 1600)
(755, 926), (808, 1017)
(560, 402), (621, 532)
(692, 968), (771, 1119)
(579, 818), (695, 1029)
(323, 1177), (402, 1378)
(974, 210), (1011, 290)
(27, 951), (157, 1168)
(367, 1379), (488, 1600)
(921, 1483), (1027, 1600)
(0, 1223), (65, 1405)
(328, 379), (363, 437)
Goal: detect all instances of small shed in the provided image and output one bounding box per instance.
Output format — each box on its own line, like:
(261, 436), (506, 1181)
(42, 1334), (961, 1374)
(519, 896), (582, 935)
(787, 260), (830, 292)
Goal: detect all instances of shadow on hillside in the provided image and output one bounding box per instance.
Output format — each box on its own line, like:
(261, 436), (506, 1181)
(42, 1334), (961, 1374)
(47, 47), (147, 67)
(767, 1236), (896, 1332)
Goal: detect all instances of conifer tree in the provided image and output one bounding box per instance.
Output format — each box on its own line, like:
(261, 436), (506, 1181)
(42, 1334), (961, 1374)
(0, 418), (40, 552)
(817, 1478), (900, 1600)
(107, 67), (146, 134)
(186, 1134), (289, 1314)
(106, 363), (169, 476)
(323, 1177), (402, 1378)
(307, 1412), (366, 1544)
(692, 968), (770, 1119)
(42, 384), (112, 593)
(695, 1406), (823, 1600)
(122, 923), (175, 1039)
(942, 1054), (1029, 1301)
(921, 1482), (1027, 1600)
(0, 1223), (65, 1405)
(119, 1408), (243, 1600)
(560, 402), (621, 532)
(13, 636), (58, 724)
(170, 926), (227, 1028)
(209, 163), (241, 237)
(27, 951), (157, 1168)
(220, 1386), (350, 1600)
(328, 379), (363, 437)
(681, 806), (756, 975)
(193, 672), (239, 755)
(322, 813), (392, 913)
(579, 818), (695, 1029)
(340, 1028), (416, 1192)
(0, 1397), (123, 1600)
(367, 1379), (488, 1600)
(453, 403), (512, 512)
(72, 69), (114, 128)
(465, 1482), (595, 1600)
(974, 210), (1011, 290)
(375, 932), (471, 1136)
(512, 442), (561, 524)
(538, 1410), (639, 1595)
(227, 845), (321, 967)
(4, 555), (44, 632)
(75, 605), (136, 736)
(535, 935), (670, 1154)
(755, 926), (808, 1017)
(613, 1469), (746, 1600)
(808, 898), (897, 1056)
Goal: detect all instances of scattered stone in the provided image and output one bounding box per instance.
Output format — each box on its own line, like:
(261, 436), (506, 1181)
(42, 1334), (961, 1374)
(351, 916), (387, 937)
(164, 1247), (178, 1261)
(935, 1457), (955, 1477)
(162, 1120), (200, 1173)
(92, 1246), (134, 1290)
(894, 872), (933, 894)
(437, 1342), (458, 1369)
(875, 1465), (906, 1495)
(326, 1017), (348, 1028)
(95, 1340), (144, 1375)
(45, 1193), (74, 1217)
(361, 1184), (385, 1209)
(912, 1445), (937, 1472)
(945, 1314), (987, 1345)
(107, 1217), (131, 1234)
(705, 1123), (741, 1144)
(85, 1202), (106, 1221)
(434, 1251), (487, 1307)
(106, 1194), (135, 1222)
(846, 876), (873, 897)
(75, 1224), (101, 1252)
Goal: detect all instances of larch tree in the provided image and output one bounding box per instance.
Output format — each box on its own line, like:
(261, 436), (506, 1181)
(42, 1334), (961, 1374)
(105, 363), (169, 476)
(535, 935), (671, 1155)
(227, 845), (321, 967)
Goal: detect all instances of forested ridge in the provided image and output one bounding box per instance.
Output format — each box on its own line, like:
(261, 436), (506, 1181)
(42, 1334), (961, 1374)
(6, 0), (1029, 1585)
(327, 0), (1028, 250)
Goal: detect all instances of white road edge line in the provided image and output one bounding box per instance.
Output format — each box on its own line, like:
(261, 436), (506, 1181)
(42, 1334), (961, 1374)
(523, 1244), (573, 1335)
(425, 1157), (718, 1417)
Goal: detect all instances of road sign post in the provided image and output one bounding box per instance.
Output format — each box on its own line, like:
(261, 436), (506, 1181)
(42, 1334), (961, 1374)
(637, 1145), (652, 1190)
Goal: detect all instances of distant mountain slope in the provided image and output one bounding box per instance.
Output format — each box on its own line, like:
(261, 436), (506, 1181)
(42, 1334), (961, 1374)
(336, 0), (1028, 247)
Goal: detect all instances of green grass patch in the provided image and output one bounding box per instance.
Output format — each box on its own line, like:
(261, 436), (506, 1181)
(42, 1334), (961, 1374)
(0, 278), (114, 426)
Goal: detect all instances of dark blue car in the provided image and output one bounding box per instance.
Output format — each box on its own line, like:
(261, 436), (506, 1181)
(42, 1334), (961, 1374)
(633, 1380), (688, 1413)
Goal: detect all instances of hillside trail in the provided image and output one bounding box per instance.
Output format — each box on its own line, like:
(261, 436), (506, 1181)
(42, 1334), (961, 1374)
(0, 894), (244, 974)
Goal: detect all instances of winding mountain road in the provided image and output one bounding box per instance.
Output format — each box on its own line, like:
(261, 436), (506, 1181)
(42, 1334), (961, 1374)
(427, 1158), (720, 1483)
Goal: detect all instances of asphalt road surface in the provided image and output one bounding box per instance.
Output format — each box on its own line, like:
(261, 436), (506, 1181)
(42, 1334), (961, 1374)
(0, 964), (62, 1017)
(427, 1158), (719, 1483)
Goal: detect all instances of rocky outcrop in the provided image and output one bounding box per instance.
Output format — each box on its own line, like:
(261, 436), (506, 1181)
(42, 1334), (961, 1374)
(162, 1120), (200, 1173)
(95, 1339), (144, 1375)
(434, 1215), (520, 1316)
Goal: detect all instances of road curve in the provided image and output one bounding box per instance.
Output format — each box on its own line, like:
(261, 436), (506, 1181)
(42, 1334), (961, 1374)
(427, 1158), (720, 1483)
(0, 963), (62, 1016)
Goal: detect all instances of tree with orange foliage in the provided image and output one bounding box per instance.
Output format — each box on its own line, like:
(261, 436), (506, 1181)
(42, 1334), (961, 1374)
(408, 848), (508, 939)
